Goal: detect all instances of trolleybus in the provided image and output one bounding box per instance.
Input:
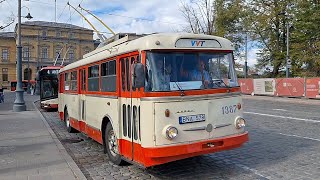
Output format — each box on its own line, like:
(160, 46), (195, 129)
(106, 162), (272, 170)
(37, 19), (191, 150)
(39, 66), (61, 110)
(58, 33), (248, 167)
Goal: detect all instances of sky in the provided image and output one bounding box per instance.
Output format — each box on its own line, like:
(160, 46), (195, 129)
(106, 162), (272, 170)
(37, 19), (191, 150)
(0, 0), (258, 67)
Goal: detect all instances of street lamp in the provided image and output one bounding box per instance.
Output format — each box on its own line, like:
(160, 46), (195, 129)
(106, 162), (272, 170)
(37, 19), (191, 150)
(13, 0), (33, 112)
(278, 11), (291, 78)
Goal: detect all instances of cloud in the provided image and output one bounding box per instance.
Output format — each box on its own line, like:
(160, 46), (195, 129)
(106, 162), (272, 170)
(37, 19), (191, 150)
(0, 0), (186, 35)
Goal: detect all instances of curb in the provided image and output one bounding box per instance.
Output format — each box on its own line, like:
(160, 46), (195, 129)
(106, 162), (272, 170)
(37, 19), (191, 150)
(33, 101), (87, 180)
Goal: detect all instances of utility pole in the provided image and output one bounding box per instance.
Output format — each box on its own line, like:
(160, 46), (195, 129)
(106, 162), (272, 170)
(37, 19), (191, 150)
(13, 0), (26, 111)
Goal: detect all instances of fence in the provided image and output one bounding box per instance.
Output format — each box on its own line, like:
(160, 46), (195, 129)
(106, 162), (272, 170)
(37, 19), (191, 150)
(238, 78), (320, 99)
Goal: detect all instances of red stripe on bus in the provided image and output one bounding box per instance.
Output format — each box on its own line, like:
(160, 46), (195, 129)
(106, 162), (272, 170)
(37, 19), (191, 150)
(118, 132), (248, 167)
(69, 117), (103, 144)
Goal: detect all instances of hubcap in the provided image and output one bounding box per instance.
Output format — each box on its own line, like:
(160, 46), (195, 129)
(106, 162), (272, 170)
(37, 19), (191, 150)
(108, 130), (119, 157)
(66, 115), (70, 127)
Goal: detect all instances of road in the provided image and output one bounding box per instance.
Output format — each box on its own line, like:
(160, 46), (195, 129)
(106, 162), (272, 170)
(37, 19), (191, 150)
(33, 94), (320, 179)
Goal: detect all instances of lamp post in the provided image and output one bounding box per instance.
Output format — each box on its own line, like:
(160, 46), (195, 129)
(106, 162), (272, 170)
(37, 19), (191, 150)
(278, 11), (291, 78)
(26, 36), (31, 94)
(244, 32), (248, 78)
(286, 21), (291, 78)
(13, 0), (33, 112)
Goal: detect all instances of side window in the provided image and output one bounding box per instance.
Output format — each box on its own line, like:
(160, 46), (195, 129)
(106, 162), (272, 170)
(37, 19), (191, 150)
(131, 57), (136, 91)
(101, 60), (116, 92)
(70, 71), (77, 91)
(126, 58), (130, 91)
(121, 58), (126, 91)
(81, 69), (86, 91)
(88, 65), (99, 91)
(64, 72), (70, 90)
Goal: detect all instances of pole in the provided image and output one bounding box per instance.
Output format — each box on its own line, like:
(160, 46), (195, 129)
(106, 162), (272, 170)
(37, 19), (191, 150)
(286, 22), (290, 78)
(27, 37), (31, 94)
(55, 0), (57, 22)
(13, 0), (26, 111)
(244, 32), (248, 78)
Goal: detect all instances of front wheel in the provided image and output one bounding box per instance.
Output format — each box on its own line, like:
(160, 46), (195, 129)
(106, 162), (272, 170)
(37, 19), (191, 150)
(64, 109), (78, 133)
(105, 122), (125, 165)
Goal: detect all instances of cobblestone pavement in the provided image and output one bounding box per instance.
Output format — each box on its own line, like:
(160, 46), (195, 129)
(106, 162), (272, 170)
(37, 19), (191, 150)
(37, 95), (320, 180)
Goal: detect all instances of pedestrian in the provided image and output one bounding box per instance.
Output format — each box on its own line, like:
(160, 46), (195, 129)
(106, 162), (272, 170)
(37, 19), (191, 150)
(30, 84), (34, 95)
(0, 85), (4, 103)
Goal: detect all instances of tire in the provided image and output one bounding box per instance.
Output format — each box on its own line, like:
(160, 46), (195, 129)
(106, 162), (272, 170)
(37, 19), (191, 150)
(105, 122), (125, 165)
(64, 109), (78, 133)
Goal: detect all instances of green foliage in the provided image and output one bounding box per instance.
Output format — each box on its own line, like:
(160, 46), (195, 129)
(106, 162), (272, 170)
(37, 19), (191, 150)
(290, 0), (320, 76)
(181, 0), (320, 77)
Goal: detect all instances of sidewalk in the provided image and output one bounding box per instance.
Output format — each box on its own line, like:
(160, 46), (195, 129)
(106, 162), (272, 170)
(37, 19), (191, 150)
(0, 91), (86, 180)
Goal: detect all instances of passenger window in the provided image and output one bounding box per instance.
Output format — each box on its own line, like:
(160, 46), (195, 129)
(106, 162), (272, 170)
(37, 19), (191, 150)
(88, 65), (99, 91)
(121, 58), (126, 91)
(64, 73), (70, 90)
(101, 60), (116, 92)
(126, 58), (130, 91)
(70, 71), (77, 91)
(81, 69), (86, 91)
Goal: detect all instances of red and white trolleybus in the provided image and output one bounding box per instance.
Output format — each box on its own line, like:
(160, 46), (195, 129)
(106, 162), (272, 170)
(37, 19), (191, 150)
(58, 33), (248, 167)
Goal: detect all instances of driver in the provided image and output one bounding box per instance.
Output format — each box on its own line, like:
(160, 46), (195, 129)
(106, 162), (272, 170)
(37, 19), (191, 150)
(190, 59), (210, 88)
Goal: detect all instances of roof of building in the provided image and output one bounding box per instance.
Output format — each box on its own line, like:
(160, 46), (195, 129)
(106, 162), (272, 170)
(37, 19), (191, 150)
(21, 21), (92, 31)
(0, 32), (15, 38)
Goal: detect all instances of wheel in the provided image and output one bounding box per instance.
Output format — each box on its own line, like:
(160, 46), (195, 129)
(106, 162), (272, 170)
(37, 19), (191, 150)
(64, 109), (78, 133)
(105, 122), (125, 165)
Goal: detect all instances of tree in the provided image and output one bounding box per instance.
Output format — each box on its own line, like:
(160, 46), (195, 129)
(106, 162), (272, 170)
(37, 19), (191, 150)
(290, 0), (320, 77)
(243, 0), (293, 77)
(180, 0), (246, 53)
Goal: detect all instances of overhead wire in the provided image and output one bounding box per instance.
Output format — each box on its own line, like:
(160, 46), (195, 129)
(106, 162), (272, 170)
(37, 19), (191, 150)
(57, 3), (68, 22)
(66, 0), (84, 24)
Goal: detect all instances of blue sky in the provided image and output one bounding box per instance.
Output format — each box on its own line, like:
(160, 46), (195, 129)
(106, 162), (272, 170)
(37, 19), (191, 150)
(0, 0), (258, 66)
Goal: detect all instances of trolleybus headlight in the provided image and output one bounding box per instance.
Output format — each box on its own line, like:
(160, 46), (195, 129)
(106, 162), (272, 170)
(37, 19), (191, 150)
(235, 117), (246, 129)
(165, 126), (178, 140)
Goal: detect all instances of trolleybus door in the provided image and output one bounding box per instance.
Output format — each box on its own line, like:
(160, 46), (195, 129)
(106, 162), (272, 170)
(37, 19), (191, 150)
(120, 55), (141, 162)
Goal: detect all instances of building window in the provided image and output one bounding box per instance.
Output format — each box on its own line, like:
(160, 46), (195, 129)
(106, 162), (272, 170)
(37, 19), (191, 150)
(22, 47), (31, 59)
(2, 68), (8, 81)
(68, 49), (75, 60)
(56, 31), (61, 38)
(42, 30), (47, 37)
(24, 68), (32, 80)
(68, 32), (74, 38)
(84, 49), (90, 54)
(41, 47), (48, 59)
(55, 47), (62, 60)
(2, 48), (9, 62)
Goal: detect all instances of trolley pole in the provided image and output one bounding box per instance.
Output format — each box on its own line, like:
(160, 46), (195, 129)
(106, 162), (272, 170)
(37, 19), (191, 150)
(13, 0), (26, 111)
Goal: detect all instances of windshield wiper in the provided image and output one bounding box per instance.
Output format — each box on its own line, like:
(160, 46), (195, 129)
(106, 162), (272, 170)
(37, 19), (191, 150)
(174, 81), (185, 96)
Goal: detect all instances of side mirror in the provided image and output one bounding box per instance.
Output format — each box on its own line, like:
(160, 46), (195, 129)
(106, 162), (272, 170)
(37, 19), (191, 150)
(132, 63), (145, 89)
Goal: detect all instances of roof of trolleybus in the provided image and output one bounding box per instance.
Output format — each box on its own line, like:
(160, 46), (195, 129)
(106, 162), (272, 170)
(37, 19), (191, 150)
(60, 33), (234, 72)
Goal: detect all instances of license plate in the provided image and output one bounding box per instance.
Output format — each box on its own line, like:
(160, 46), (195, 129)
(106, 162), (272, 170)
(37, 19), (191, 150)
(179, 114), (206, 124)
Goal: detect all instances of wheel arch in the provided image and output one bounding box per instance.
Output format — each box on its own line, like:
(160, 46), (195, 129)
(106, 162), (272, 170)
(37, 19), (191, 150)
(101, 115), (114, 153)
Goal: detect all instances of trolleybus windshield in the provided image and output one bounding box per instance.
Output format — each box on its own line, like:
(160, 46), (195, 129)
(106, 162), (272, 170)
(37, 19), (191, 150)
(145, 52), (238, 92)
(39, 69), (59, 101)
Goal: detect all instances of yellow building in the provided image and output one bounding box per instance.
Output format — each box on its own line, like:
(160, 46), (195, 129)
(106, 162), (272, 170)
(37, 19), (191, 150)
(0, 21), (95, 89)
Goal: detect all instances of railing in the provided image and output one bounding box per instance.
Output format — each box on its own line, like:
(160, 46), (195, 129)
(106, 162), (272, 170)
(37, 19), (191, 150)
(239, 78), (320, 99)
